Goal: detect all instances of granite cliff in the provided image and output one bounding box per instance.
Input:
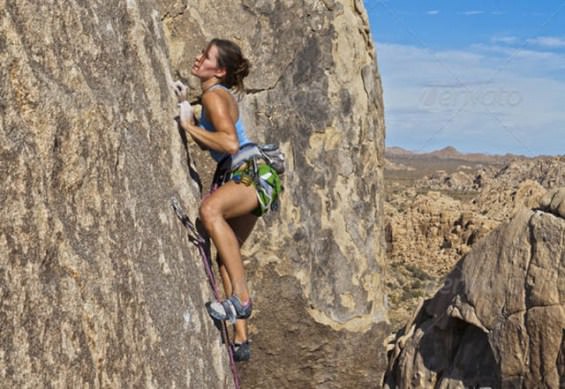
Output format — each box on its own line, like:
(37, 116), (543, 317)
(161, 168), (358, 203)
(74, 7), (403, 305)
(1, 0), (387, 387)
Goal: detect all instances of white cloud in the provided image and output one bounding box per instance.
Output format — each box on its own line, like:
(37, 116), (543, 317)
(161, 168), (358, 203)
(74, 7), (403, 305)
(460, 10), (484, 16)
(377, 42), (565, 155)
(527, 36), (565, 48)
(490, 36), (519, 45)
(487, 35), (565, 52)
(470, 43), (565, 77)
(426, 10), (439, 16)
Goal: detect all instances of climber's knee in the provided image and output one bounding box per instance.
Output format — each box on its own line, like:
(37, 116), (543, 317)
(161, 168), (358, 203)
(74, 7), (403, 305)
(199, 198), (222, 232)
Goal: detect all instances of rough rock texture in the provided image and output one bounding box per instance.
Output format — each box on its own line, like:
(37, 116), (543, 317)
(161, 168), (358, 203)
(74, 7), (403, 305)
(160, 0), (388, 387)
(383, 189), (565, 388)
(2, 0), (387, 388)
(1, 1), (231, 387)
(421, 169), (479, 192)
(384, 156), (563, 328)
(540, 188), (565, 218)
(476, 157), (565, 222)
(384, 190), (497, 327)
(386, 190), (494, 271)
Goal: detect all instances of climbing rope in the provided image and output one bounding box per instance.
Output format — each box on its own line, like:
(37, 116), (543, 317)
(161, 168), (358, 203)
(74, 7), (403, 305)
(171, 197), (241, 389)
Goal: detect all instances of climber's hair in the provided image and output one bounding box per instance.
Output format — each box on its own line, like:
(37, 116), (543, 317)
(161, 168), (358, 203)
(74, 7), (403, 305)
(208, 38), (250, 92)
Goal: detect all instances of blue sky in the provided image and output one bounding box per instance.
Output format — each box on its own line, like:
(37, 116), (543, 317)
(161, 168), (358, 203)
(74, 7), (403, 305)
(364, 0), (565, 156)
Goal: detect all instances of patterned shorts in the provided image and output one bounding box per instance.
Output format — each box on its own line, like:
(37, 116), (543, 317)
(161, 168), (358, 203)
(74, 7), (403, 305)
(212, 161), (283, 217)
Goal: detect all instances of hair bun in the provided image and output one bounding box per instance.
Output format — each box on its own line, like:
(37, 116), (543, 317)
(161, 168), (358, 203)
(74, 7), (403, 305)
(236, 58), (250, 78)
(211, 38), (251, 92)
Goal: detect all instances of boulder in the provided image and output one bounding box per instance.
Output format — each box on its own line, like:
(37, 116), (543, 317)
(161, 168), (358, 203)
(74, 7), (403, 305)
(539, 187), (565, 218)
(383, 190), (565, 388)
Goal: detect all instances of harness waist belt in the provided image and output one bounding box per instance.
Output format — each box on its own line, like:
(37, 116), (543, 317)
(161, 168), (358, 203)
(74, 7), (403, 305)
(219, 143), (262, 172)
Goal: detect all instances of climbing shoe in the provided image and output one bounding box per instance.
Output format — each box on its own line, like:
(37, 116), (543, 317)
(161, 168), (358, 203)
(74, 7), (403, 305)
(232, 341), (251, 362)
(206, 295), (252, 324)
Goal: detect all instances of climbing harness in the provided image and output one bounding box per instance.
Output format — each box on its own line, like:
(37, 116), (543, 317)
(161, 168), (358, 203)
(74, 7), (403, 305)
(223, 143), (285, 175)
(258, 143), (285, 175)
(170, 197), (241, 389)
(213, 143), (284, 216)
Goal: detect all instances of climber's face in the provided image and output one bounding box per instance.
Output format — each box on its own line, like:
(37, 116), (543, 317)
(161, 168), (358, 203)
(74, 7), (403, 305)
(191, 44), (226, 81)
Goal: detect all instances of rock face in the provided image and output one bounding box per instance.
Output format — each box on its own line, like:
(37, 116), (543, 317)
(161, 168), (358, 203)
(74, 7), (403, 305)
(1, 1), (234, 387)
(2, 0), (387, 388)
(383, 189), (565, 388)
(160, 1), (388, 387)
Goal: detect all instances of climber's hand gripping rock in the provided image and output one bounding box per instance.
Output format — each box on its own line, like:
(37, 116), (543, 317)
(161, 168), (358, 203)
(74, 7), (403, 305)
(172, 80), (194, 125)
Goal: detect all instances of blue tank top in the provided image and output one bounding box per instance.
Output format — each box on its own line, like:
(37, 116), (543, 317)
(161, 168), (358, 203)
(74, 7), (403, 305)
(199, 84), (251, 162)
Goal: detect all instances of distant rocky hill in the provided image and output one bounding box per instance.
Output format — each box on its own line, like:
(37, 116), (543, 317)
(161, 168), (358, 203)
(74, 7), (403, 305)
(385, 146), (525, 164)
(384, 153), (564, 328)
(386, 146), (416, 157)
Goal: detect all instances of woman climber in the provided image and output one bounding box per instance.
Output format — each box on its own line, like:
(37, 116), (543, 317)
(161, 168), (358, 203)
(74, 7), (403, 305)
(173, 38), (282, 362)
